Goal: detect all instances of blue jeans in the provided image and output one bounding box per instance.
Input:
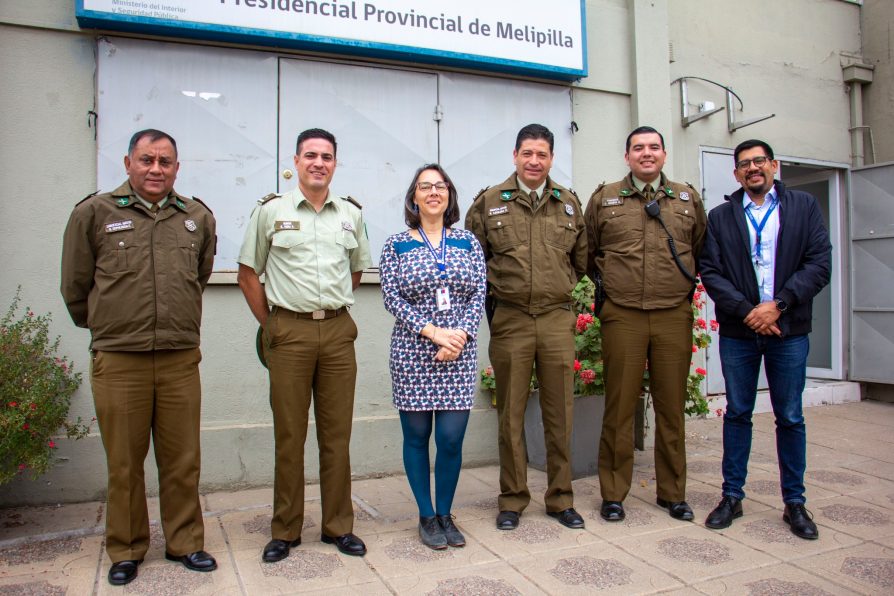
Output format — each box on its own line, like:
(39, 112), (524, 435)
(719, 334), (809, 504)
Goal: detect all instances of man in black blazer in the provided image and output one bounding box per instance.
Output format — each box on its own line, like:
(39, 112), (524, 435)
(699, 139), (831, 540)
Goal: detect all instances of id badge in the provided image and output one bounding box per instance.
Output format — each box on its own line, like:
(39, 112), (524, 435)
(436, 287), (451, 311)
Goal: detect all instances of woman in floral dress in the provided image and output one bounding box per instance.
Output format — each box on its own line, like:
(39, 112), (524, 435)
(379, 164), (486, 550)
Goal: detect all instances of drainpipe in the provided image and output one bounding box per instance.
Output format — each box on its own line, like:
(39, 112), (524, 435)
(842, 63), (874, 167)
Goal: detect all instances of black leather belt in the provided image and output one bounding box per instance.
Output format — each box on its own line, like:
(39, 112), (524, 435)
(272, 306), (347, 320)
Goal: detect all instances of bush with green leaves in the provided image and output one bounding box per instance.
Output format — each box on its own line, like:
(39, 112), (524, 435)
(482, 277), (714, 417)
(0, 288), (90, 484)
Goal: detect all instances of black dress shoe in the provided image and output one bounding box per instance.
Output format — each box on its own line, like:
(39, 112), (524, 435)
(784, 503), (819, 540)
(496, 510), (520, 530)
(165, 550), (217, 572)
(600, 500), (625, 522)
(108, 560), (141, 586)
(547, 508), (585, 529)
(262, 538), (301, 563)
(705, 496), (743, 529)
(321, 532), (367, 556)
(657, 498), (694, 521)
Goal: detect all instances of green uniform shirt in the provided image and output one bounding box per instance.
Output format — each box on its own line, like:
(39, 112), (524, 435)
(465, 173), (587, 315)
(238, 188), (372, 311)
(584, 173), (707, 309)
(60, 181), (216, 351)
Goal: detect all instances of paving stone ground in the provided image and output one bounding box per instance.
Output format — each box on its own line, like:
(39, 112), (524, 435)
(1, 401), (892, 595)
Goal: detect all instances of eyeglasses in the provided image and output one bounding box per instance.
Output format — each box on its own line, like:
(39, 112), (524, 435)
(736, 156), (771, 170)
(417, 181), (448, 192)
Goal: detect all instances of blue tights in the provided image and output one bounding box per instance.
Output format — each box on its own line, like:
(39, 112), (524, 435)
(399, 410), (470, 518)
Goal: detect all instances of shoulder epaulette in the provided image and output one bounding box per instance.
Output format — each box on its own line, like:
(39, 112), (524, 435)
(686, 182), (698, 191)
(472, 186), (490, 202)
(592, 182), (606, 195)
(76, 190), (100, 206)
(341, 195), (362, 210)
(568, 188), (578, 198)
(258, 192), (280, 205)
(191, 196), (214, 215)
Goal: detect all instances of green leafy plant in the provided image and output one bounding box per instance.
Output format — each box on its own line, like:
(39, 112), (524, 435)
(0, 288), (91, 484)
(483, 277), (714, 416)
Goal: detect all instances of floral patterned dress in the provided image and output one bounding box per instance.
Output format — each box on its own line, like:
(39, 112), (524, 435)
(380, 228), (486, 411)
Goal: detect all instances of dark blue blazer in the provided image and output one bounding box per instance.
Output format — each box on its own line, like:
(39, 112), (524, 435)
(700, 180), (832, 338)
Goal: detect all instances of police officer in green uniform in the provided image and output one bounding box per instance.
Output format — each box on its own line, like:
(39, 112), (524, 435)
(237, 128), (372, 561)
(584, 126), (707, 523)
(465, 124), (587, 531)
(61, 129), (218, 586)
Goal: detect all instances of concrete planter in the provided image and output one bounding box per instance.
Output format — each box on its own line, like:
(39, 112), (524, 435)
(523, 391), (605, 480)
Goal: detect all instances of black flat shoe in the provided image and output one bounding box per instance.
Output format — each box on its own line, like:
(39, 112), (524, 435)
(165, 550), (217, 572)
(547, 507), (585, 529)
(321, 532), (367, 556)
(108, 560), (141, 586)
(262, 538), (301, 563)
(657, 498), (694, 521)
(705, 496), (743, 529)
(784, 503), (819, 540)
(600, 500), (625, 522)
(495, 510), (520, 530)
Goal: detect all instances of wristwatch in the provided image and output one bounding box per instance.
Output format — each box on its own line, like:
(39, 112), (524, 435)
(774, 298), (788, 313)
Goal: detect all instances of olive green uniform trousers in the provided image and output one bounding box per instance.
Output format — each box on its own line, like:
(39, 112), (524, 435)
(490, 306), (576, 513)
(266, 309), (358, 540)
(598, 299), (693, 502)
(91, 349), (205, 563)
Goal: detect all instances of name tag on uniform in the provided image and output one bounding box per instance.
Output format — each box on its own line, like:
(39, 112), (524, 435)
(341, 221), (355, 232)
(488, 206), (509, 216)
(436, 287), (451, 311)
(602, 197), (623, 207)
(274, 221), (300, 231)
(105, 220), (134, 233)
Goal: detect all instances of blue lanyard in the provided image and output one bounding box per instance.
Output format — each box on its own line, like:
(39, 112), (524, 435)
(418, 227), (447, 281)
(744, 198), (777, 263)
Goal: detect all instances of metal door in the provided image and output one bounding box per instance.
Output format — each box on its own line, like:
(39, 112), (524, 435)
(783, 170), (844, 380)
(278, 59), (439, 265)
(438, 73), (573, 216)
(850, 162), (894, 383)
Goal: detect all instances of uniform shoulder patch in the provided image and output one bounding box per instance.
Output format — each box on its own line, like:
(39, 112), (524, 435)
(75, 190), (100, 206)
(191, 196), (214, 214)
(258, 192), (280, 205)
(341, 195), (362, 210)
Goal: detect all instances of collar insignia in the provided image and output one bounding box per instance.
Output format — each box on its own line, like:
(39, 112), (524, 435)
(116, 197), (130, 206)
(620, 188), (631, 197)
(501, 191), (512, 200)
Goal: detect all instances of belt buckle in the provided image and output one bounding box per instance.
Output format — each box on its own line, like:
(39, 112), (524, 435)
(312, 310), (326, 320)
